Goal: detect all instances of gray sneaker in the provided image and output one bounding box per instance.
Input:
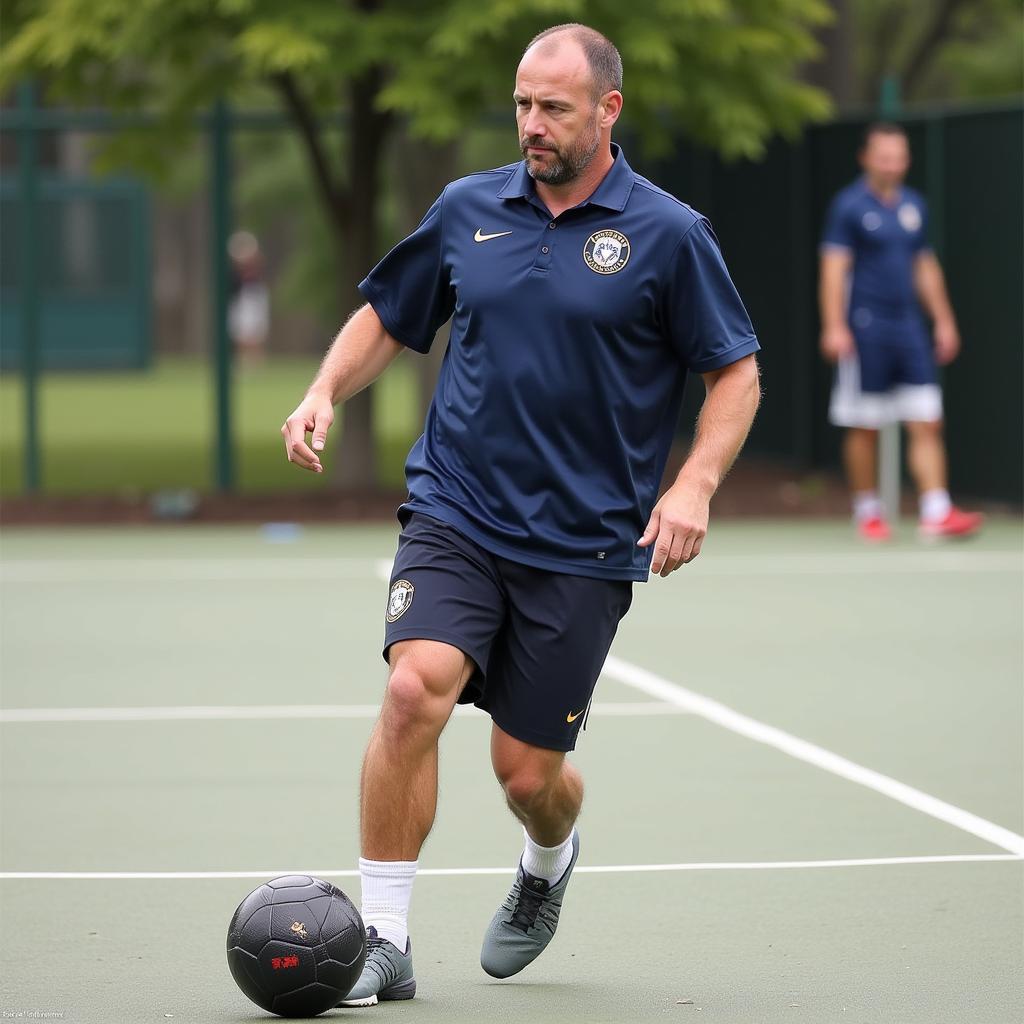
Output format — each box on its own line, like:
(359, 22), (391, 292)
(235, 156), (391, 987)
(480, 830), (580, 979)
(337, 926), (416, 1006)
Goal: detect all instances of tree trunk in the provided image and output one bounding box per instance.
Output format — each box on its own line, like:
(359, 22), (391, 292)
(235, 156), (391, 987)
(863, 4), (908, 106)
(901, 0), (971, 100)
(802, 0), (855, 109)
(333, 64), (393, 490)
(393, 128), (459, 422)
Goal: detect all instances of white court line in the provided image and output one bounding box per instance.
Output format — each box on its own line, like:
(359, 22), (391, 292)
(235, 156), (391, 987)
(0, 701), (685, 724)
(4, 556), (1020, 860)
(0, 550), (1018, 584)
(603, 654), (1024, 856)
(2, 854), (1020, 881)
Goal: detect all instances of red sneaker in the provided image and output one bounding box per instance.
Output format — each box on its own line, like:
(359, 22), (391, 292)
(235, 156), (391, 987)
(858, 516), (892, 542)
(920, 507), (984, 539)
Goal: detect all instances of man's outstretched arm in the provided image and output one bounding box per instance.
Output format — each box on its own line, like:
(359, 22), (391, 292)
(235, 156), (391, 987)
(281, 303), (404, 472)
(638, 353), (760, 576)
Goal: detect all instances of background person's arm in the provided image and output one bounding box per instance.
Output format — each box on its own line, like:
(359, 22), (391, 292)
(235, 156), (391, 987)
(914, 251), (960, 365)
(819, 247), (855, 361)
(281, 303), (404, 472)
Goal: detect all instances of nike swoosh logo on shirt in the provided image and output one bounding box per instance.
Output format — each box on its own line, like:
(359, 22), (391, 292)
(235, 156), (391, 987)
(474, 229), (513, 242)
(566, 708), (585, 723)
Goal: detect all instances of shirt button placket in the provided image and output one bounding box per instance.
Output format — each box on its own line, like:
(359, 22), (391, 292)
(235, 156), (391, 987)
(534, 221), (555, 271)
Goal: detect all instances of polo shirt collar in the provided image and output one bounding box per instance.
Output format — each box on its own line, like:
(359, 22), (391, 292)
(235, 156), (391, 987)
(497, 143), (635, 212)
(858, 175), (903, 208)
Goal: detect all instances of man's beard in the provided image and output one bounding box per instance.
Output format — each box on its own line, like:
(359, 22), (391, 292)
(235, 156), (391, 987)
(521, 119), (601, 185)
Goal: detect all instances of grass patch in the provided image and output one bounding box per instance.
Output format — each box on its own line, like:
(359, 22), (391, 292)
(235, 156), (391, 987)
(0, 357), (419, 495)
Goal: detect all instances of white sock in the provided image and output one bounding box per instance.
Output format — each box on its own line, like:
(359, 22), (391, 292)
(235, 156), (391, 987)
(920, 488), (952, 523)
(521, 827), (575, 886)
(852, 491), (883, 523)
(358, 857), (417, 951)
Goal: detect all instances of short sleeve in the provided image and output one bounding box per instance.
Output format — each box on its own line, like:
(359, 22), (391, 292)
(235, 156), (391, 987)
(821, 193), (857, 251)
(358, 190), (455, 353)
(662, 219), (760, 373)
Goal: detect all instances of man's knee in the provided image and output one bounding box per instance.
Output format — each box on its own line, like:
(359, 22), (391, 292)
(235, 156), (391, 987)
(493, 741), (565, 811)
(380, 642), (468, 737)
(501, 766), (555, 813)
(382, 669), (437, 732)
(906, 418), (943, 439)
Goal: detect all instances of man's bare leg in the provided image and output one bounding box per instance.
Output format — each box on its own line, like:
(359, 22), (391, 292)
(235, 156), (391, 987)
(490, 725), (582, 847)
(844, 426), (879, 493)
(905, 419), (947, 494)
(480, 723), (584, 978)
(356, 640), (472, 952)
(904, 417), (985, 535)
(843, 426), (889, 532)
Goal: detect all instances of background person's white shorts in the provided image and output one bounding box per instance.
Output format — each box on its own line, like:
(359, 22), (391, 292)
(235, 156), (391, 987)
(228, 283), (270, 345)
(829, 356), (943, 428)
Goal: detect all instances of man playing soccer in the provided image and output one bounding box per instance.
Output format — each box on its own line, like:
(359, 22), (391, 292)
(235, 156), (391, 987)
(820, 122), (982, 541)
(282, 23), (760, 1003)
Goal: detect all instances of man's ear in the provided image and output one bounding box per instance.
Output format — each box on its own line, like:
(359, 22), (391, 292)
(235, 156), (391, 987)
(600, 90), (623, 130)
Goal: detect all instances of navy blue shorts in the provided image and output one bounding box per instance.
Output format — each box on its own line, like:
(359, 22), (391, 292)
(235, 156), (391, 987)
(851, 313), (936, 393)
(382, 512), (633, 752)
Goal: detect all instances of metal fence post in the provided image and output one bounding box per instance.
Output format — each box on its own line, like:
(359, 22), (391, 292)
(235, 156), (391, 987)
(210, 99), (234, 492)
(789, 136), (814, 468)
(17, 81), (41, 494)
(878, 75), (902, 521)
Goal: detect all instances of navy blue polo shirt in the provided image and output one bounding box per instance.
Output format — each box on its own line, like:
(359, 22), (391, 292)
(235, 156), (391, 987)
(359, 145), (759, 581)
(821, 178), (931, 320)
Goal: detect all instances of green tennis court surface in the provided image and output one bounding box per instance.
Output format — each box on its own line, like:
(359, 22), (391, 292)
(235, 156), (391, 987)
(2, 520), (1021, 1022)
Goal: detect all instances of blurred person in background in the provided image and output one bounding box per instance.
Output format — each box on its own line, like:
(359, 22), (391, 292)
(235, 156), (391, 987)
(228, 230), (270, 367)
(819, 122), (982, 542)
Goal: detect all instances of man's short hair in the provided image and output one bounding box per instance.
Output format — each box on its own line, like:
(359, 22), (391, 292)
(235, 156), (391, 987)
(862, 121), (908, 147)
(526, 23), (623, 99)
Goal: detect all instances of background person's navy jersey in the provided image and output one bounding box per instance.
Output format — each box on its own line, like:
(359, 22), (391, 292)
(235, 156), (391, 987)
(821, 178), (931, 320)
(359, 146), (759, 582)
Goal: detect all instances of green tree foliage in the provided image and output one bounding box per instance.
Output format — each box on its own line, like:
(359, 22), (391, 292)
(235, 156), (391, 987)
(2, 0), (831, 487)
(3, 0), (830, 155)
(852, 0), (1023, 104)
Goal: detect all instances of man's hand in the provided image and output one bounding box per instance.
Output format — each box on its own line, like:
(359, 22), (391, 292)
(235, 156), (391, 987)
(637, 482), (710, 577)
(934, 318), (960, 365)
(820, 324), (854, 362)
(281, 390), (335, 473)
(278, 305), (403, 474)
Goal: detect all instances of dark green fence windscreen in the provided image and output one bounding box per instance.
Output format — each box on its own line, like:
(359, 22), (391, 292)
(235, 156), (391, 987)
(638, 103), (1023, 504)
(1, 177), (152, 371)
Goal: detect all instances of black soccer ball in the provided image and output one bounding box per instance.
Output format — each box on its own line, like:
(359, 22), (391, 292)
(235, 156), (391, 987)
(226, 874), (366, 1018)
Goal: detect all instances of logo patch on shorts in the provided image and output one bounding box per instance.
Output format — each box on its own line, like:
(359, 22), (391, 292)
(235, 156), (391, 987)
(583, 229), (630, 274)
(386, 579), (415, 622)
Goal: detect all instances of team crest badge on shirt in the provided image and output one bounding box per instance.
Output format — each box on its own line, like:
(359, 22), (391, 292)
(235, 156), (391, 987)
(897, 202), (922, 233)
(386, 579), (415, 622)
(583, 230), (631, 274)
(861, 211), (882, 232)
